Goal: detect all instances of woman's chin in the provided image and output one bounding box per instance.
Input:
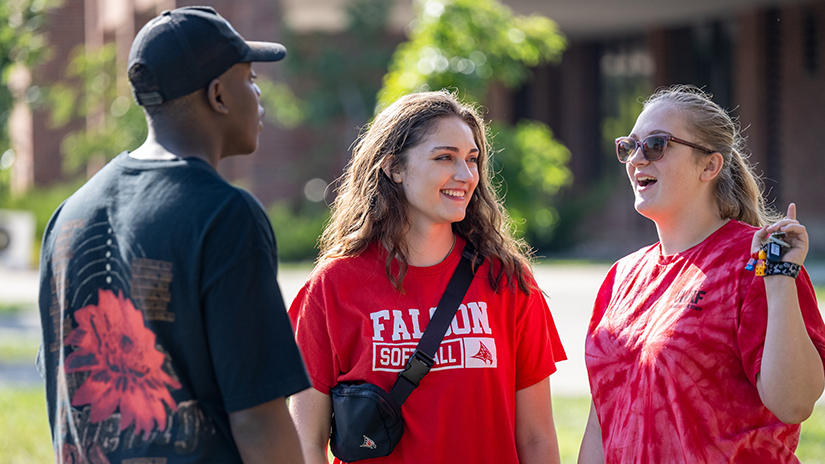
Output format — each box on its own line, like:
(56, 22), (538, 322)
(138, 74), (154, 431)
(634, 200), (660, 221)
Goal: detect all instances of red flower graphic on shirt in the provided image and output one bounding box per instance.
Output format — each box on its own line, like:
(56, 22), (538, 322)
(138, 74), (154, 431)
(64, 288), (181, 439)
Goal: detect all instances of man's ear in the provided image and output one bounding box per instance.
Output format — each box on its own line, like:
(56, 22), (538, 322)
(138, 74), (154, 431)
(700, 152), (724, 182)
(206, 77), (229, 114)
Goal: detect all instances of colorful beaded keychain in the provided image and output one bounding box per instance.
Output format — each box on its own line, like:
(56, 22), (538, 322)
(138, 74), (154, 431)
(745, 232), (791, 275)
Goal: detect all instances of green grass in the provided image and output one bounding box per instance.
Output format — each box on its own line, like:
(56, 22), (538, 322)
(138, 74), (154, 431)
(1, 390), (821, 464)
(553, 396), (825, 463)
(550, 396), (825, 463)
(0, 388), (53, 464)
(798, 404), (825, 463)
(0, 303), (30, 316)
(553, 395), (590, 462)
(0, 332), (40, 364)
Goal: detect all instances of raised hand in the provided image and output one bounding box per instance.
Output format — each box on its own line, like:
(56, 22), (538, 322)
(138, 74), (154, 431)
(751, 203), (808, 266)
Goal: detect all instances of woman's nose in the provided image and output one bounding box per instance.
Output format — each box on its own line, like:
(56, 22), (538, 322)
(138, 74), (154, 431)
(627, 144), (648, 166)
(454, 160), (474, 181)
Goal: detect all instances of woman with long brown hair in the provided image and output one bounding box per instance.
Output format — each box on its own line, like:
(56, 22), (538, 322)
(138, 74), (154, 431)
(288, 90), (566, 463)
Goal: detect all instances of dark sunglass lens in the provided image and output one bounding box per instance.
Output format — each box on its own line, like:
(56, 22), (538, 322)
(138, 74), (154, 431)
(616, 138), (636, 161)
(643, 136), (667, 160)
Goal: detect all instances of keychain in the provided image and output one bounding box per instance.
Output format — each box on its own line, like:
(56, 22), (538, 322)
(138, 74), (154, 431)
(745, 232), (789, 274)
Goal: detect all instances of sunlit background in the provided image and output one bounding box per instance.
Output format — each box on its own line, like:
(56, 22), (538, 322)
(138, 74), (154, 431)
(3, 0), (825, 265)
(2, 0), (825, 462)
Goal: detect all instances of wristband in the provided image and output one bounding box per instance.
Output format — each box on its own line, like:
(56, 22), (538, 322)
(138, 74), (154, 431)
(763, 261), (801, 278)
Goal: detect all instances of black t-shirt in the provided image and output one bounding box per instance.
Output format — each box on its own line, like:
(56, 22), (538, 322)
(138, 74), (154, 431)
(38, 152), (310, 463)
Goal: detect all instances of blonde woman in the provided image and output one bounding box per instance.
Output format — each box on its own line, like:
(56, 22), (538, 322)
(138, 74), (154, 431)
(579, 85), (825, 463)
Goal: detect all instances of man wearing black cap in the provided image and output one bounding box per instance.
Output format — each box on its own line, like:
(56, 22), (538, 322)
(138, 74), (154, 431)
(37, 7), (309, 463)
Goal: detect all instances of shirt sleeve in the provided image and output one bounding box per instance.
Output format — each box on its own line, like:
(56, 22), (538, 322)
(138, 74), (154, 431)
(514, 274), (567, 390)
(200, 193), (311, 412)
(288, 277), (339, 395)
(738, 267), (825, 385)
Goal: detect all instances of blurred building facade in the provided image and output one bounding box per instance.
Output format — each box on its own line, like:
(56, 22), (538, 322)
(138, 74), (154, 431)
(10, 0), (299, 202)
(10, 0), (825, 259)
(498, 0), (825, 258)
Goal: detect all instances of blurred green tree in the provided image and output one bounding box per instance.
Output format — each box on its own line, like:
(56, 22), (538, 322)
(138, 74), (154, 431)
(47, 43), (147, 175)
(283, 0), (395, 127)
(491, 120), (571, 248)
(47, 44), (306, 177)
(0, 0), (60, 197)
(278, 0), (397, 178)
(379, 0), (565, 107)
(378, 0), (571, 249)
(265, 0), (399, 261)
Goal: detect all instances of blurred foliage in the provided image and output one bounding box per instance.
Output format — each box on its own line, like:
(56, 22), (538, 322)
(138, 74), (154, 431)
(46, 39), (314, 176)
(281, 0), (396, 127)
(490, 120), (571, 249)
(268, 201), (330, 262)
(46, 43), (147, 174)
(600, 81), (649, 162)
(266, 0), (399, 261)
(0, 0), (61, 196)
(378, 0), (565, 108)
(377, 0), (570, 248)
(258, 77), (307, 129)
(0, 150), (10, 195)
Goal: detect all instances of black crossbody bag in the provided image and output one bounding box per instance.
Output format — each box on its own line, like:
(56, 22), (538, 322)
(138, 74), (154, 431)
(328, 242), (477, 462)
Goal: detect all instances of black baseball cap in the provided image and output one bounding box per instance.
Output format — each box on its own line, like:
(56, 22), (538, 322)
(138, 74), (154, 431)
(128, 6), (286, 106)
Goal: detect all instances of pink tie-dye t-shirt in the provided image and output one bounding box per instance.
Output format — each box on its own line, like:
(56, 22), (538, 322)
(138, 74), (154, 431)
(586, 220), (825, 463)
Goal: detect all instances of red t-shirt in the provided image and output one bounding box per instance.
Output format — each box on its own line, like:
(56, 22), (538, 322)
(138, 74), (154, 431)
(289, 236), (566, 464)
(586, 220), (825, 463)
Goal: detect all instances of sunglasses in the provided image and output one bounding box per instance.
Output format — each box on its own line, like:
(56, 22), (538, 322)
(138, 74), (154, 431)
(615, 135), (714, 163)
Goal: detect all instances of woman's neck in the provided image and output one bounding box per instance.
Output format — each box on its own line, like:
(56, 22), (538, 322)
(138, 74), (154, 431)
(403, 223), (456, 267)
(655, 207), (729, 256)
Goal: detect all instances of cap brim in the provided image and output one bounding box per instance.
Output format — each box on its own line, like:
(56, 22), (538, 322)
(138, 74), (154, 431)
(242, 41), (287, 62)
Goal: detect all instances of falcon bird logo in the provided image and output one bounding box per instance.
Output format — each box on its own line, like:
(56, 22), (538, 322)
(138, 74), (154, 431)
(360, 435), (377, 449)
(471, 341), (494, 365)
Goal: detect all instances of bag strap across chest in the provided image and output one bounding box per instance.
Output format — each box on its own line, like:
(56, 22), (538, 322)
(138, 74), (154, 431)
(390, 241), (477, 405)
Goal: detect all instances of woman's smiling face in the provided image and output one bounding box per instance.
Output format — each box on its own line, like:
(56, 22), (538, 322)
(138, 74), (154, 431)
(393, 116), (480, 232)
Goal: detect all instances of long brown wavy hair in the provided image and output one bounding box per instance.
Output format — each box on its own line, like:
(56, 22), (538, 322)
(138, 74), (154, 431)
(320, 90), (534, 294)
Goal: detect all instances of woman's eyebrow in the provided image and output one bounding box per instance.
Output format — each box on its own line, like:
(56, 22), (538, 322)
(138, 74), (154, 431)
(429, 146), (479, 153)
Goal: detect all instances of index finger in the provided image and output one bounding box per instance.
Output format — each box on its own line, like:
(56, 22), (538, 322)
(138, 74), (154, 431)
(786, 202), (797, 221)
